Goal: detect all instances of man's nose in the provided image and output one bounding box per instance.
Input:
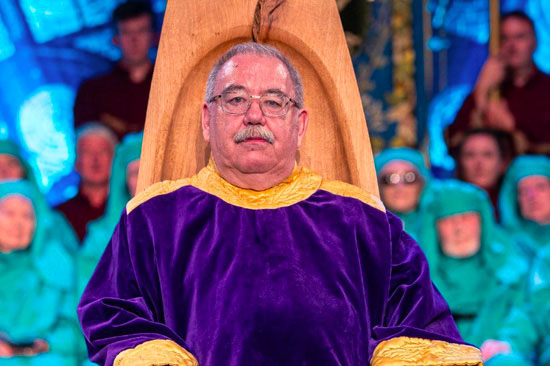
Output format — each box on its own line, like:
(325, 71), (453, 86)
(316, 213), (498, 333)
(244, 99), (265, 125)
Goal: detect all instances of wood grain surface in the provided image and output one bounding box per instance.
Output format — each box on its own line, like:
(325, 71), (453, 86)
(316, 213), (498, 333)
(137, 0), (379, 197)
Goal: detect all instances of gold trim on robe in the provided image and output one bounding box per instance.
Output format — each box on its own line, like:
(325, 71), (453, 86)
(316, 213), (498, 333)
(127, 160), (384, 213)
(371, 336), (484, 366)
(113, 339), (198, 366)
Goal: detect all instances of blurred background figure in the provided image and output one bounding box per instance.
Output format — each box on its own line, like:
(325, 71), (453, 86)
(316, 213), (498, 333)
(375, 147), (431, 240)
(75, 133), (141, 365)
(452, 128), (514, 220)
(0, 140), (37, 183)
(77, 133), (141, 295)
(0, 180), (79, 366)
(482, 247), (550, 366)
(73, 1), (156, 140)
(448, 11), (550, 155)
(499, 155), (550, 260)
(418, 180), (528, 347)
(55, 124), (116, 243)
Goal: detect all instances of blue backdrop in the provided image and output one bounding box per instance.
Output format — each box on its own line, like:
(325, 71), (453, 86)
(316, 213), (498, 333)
(0, 0), (165, 204)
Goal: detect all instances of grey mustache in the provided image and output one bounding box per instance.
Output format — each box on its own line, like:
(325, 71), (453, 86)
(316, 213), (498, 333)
(234, 126), (274, 144)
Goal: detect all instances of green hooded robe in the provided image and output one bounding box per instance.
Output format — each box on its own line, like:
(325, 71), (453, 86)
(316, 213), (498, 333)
(418, 180), (528, 347)
(0, 181), (80, 366)
(498, 155), (550, 260)
(374, 147), (432, 240)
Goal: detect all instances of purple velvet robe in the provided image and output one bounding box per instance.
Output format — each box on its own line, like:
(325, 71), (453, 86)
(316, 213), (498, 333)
(78, 166), (467, 366)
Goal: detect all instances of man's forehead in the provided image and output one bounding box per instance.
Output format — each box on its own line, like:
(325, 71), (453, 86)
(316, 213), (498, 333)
(216, 54), (292, 92)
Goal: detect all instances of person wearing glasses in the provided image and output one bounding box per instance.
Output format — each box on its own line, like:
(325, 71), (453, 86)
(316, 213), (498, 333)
(78, 43), (482, 366)
(374, 148), (431, 241)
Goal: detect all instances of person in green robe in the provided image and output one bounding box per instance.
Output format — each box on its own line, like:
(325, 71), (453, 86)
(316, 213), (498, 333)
(0, 140), (79, 254)
(498, 155), (550, 260)
(483, 247), (550, 366)
(0, 180), (80, 366)
(75, 133), (141, 365)
(374, 147), (432, 240)
(417, 179), (528, 347)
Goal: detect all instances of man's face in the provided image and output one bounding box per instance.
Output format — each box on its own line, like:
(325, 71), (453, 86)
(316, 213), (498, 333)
(0, 195), (36, 253)
(379, 160), (423, 213)
(0, 154), (25, 181)
(517, 175), (550, 224)
(126, 159), (140, 197)
(114, 14), (154, 65)
(459, 134), (504, 190)
(500, 17), (536, 70)
(437, 212), (481, 258)
(202, 54), (308, 178)
(76, 134), (114, 187)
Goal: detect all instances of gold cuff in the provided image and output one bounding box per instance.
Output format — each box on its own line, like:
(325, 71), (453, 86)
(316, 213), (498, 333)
(114, 339), (198, 366)
(371, 336), (483, 366)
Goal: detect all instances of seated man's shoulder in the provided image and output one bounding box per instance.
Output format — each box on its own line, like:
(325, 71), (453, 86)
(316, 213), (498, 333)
(126, 177), (194, 215)
(318, 178), (385, 213)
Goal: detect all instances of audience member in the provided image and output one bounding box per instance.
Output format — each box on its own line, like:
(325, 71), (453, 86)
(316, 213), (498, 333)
(418, 180), (528, 347)
(0, 140), (36, 182)
(448, 11), (550, 154)
(375, 147), (431, 240)
(73, 1), (156, 140)
(77, 133), (142, 296)
(482, 247), (550, 366)
(498, 155), (550, 259)
(56, 123), (116, 242)
(0, 180), (80, 365)
(0, 140), (80, 253)
(452, 128), (513, 220)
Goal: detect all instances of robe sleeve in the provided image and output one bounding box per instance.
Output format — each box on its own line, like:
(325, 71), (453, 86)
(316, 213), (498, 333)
(77, 212), (198, 366)
(369, 213), (483, 366)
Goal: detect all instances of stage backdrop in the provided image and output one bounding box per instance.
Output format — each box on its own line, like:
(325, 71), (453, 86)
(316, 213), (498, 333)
(0, 0), (166, 205)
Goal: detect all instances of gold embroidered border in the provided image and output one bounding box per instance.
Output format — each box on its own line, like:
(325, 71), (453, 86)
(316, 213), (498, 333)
(320, 180), (385, 212)
(114, 339), (198, 366)
(371, 336), (483, 366)
(127, 161), (323, 213)
(127, 178), (191, 214)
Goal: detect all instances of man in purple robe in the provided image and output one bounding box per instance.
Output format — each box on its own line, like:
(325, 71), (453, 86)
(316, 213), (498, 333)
(78, 43), (483, 366)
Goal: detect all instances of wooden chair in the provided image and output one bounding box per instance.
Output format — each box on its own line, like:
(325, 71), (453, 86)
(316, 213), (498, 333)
(137, 0), (379, 197)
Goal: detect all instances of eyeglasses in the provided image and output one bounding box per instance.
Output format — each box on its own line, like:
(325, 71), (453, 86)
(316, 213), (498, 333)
(209, 90), (299, 117)
(380, 171), (420, 186)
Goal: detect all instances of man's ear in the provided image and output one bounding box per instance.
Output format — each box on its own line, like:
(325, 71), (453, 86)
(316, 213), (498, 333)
(201, 103), (211, 142)
(112, 35), (120, 47)
(296, 109), (309, 148)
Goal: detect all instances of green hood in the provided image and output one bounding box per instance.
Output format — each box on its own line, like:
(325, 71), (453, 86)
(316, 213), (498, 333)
(0, 139), (39, 186)
(0, 180), (75, 343)
(374, 148), (432, 239)
(498, 155), (550, 253)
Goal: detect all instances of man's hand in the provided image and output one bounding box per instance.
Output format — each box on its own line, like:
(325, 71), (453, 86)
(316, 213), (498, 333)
(480, 339), (511, 362)
(474, 56), (507, 110)
(0, 339), (14, 358)
(484, 99), (516, 131)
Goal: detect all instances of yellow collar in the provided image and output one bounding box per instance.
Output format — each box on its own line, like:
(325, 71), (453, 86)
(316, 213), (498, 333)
(191, 160), (322, 209)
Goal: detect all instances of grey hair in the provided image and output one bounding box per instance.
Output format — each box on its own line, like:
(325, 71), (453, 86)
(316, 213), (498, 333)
(205, 42), (304, 108)
(75, 122), (118, 149)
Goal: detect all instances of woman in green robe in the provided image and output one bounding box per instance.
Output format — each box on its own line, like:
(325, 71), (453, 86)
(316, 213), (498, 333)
(484, 247), (550, 366)
(0, 140), (78, 253)
(418, 180), (528, 347)
(498, 155), (550, 259)
(374, 147), (432, 240)
(0, 180), (80, 366)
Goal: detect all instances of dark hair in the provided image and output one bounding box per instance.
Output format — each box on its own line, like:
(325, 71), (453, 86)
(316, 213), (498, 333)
(452, 128), (516, 181)
(501, 11), (536, 34)
(113, 1), (154, 28)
